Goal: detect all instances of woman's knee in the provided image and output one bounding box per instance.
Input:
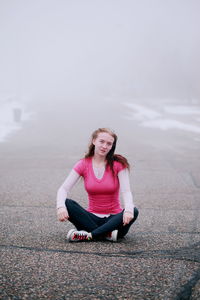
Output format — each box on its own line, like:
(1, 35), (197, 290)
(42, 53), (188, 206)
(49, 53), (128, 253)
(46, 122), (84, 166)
(65, 198), (75, 209)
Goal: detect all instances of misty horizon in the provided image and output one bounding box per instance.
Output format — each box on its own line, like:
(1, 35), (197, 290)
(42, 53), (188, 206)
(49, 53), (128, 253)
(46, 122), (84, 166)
(0, 1), (200, 149)
(0, 0), (200, 104)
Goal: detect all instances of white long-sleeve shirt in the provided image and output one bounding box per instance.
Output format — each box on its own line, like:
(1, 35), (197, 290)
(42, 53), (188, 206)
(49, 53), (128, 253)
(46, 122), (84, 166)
(57, 167), (134, 217)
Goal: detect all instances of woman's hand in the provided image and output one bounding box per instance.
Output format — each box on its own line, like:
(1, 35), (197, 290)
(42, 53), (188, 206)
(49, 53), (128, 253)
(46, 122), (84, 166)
(123, 211), (133, 226)
(57, 207), (69, 222)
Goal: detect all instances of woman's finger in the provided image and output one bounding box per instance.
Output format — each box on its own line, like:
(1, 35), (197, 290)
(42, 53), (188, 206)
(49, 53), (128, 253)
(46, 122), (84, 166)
(123, 214), (133, 225)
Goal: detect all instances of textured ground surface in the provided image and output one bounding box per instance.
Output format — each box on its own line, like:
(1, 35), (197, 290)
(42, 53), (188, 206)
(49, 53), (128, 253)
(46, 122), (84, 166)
(0, 99), (200, 299)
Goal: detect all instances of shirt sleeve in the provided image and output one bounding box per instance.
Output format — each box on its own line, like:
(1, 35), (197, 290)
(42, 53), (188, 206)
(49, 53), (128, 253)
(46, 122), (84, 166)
(73, 159), (85, 176)
(114, 161), (126, 174)
(118, 168), (134, 212)
(56, 169), (80, 209)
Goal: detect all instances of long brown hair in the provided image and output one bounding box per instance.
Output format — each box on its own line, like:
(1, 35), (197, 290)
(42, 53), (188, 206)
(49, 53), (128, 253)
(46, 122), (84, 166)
(84, 128), (130, 173)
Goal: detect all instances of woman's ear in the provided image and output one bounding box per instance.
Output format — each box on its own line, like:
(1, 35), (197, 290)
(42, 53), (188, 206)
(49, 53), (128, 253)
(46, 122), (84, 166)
(92, 138), (96, 146)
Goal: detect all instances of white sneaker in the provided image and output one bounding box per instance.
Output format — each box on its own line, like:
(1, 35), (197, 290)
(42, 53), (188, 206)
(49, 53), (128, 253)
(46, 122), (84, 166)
(105, 230), (118, 242)
(66, 229), (91, 242)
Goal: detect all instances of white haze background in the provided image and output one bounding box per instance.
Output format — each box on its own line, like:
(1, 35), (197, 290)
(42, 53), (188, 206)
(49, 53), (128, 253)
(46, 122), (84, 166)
(0, 0), (200, 148)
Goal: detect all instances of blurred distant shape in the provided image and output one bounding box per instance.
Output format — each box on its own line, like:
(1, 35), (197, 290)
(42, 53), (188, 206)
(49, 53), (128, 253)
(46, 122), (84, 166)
(0, 97), (34, 142)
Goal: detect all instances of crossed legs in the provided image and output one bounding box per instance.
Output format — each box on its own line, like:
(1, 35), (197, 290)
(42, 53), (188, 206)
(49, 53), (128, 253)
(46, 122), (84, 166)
(65, 198), (139, 240)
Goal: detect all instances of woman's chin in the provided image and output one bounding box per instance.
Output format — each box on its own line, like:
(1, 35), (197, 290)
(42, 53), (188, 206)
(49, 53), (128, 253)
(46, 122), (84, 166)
(99, 151), (107, 156)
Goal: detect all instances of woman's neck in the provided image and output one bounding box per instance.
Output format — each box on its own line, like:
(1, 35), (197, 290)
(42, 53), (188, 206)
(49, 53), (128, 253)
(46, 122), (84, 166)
(92, 154), (106, 167)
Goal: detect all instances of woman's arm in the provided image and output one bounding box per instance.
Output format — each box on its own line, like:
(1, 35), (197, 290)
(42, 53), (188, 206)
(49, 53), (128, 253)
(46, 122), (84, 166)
(57, 169), (80, 221)
(118, 168), (134, 212)
(118, 168), (134, 225)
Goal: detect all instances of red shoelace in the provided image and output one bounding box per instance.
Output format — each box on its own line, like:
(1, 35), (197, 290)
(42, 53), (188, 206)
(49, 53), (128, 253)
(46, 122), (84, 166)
(73, 233), (90, 241)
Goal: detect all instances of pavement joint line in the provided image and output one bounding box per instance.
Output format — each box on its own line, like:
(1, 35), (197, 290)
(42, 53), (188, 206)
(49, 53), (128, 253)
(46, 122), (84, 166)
(174, 268), (200, 300)
(0, 243), (199, 263)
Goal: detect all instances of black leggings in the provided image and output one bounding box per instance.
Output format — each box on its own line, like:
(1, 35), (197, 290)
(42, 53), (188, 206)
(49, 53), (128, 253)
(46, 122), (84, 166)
(65, 198), (139, 239)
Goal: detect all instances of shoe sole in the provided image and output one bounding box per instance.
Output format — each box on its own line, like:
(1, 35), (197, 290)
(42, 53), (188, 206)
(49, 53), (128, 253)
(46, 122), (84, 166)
(105, 230), (118, 242)
(112, 230), (118, 242)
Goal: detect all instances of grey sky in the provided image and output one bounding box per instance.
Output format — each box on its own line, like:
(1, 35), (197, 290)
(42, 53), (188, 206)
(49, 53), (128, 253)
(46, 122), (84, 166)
(0, 0), (200, 104)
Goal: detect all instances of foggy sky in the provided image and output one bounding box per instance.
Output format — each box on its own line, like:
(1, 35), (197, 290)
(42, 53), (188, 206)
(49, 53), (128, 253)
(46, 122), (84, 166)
(0, 0), (200, 104)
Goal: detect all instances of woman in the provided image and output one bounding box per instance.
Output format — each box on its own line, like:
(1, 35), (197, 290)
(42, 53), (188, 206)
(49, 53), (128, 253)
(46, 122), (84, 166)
(57, 128), (139, 242)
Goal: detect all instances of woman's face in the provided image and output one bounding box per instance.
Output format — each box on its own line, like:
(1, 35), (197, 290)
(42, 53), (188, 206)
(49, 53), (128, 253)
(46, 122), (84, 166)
(93, 132), (115, 157)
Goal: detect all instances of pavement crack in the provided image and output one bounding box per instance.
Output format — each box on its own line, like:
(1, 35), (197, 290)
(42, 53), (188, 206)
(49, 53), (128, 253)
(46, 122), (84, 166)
(0, 243), (199, 263)
(173, 268), (200, 300)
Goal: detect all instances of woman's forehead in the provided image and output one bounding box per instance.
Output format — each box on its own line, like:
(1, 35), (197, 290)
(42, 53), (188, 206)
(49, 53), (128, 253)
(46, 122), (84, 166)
(97, 132), (114, 142)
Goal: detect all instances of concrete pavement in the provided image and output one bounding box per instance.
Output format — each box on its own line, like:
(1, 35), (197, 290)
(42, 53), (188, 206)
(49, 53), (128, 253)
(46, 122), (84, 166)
(0, 99), (200, 299)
